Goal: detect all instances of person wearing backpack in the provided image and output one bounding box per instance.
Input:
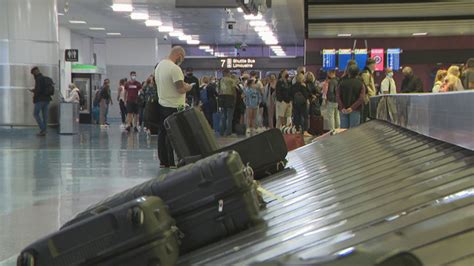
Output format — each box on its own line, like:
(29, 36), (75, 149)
(291, 73), (310, 134)
(198, 76), (213, 127)
(29, 67), (53, 136)
(360, 58), (377, 123)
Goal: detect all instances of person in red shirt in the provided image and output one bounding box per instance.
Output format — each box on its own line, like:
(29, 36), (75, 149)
(124, 71), (142, 132)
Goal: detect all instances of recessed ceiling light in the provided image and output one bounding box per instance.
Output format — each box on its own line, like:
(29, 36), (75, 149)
(89, 27), (106, 31)
(258, 31), (274, 38)
(69, 20), (87, 24)
(337, 33), (352, 37)
(412, 32), (428, 36)
(244, 14), (263, 20)
(169, 31), (184, 37)
(58, 12), (64, 16)
(130, 12), (149, 20)
(187, 40), (200, 45)
(199, 45), (210, 50)
(145, 20), (162, 27)
(107, 32), (121, 36)
(237, 7), (243, 13)
(111, 4), (133, 12)
(205, 49), (214, 53)
(254, 26), (271, 32)
(158, 26), (174, 32)
(178, 35), (191, 41)
(249, 20), (266, 27)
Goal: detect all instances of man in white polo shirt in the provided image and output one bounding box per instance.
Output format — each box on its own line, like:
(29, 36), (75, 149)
(155, 46), (192, 168)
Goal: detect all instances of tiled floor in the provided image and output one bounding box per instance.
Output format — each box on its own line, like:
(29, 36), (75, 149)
(0, 124), (241, 265)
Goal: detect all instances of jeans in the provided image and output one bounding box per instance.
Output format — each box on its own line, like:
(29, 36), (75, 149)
(340, 111), (361, 129)
(34, 101), (49, 132)
(361, 102), (370, 123)
(326, 101), (340, 131)
(157, 103), (178, 167)
(219, 106), (235, 136)
(293, 104), (308, 132)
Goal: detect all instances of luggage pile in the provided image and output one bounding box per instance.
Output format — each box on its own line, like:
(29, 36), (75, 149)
(17, 108), (290, 266)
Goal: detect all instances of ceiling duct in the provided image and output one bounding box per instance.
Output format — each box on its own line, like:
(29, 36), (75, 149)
(237, 0), (272, 15)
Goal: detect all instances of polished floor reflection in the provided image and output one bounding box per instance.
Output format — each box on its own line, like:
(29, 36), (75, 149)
(0, 125), (240, 265)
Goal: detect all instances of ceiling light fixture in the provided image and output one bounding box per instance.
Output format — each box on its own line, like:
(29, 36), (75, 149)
(145, 20), (162, 27)
(178, 35), (192, 41)
(205, 49), (214, 53)
(199, 45), (210, 50)
(169, 31), (184, 37)
(58, 12), (64, 16)
(187, 40), (200, 45)
(249, 20), (266, 27)
(237, 7), (243, 13)
(337, 33), (352, 37)
(258, 31), (274, 37)
(265, 39), (278, 45)
(111, 4), (133, 12)
(107, 32), (122, 36)
(412, 32), (428, 36)
(158, 26), (174, 32)
(244, 13), (263, 20)
(89, 27), (106, 31)
(69, 20), (87, 24)
(130, 12), (149, 20)
(271, 45), (282, 49)
(254, 26), (271, 32)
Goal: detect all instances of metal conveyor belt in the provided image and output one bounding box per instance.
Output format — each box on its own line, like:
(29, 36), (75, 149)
(179, 120), (474, 265)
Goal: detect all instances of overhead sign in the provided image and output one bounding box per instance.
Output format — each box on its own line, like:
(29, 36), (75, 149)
(65, 49), (79, 62)
(322, 49), (336, 70)
(338, 49), (352, 71)
(354, 49), (368, 70)
(220, 58), (256, 69)
(387, 48), (401, 71)
(370, 48), (385, 71)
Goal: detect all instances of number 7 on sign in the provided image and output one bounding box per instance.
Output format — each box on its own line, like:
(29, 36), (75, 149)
(221, 59), (226, 68)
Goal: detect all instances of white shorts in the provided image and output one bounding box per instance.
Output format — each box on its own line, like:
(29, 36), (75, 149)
(276, 101), (292, 118)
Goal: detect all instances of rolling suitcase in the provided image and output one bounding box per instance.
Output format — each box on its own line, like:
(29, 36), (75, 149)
(62, 151), (262, 254)
(218, 129), (288, 179)
(164, 107), (219, 163)
(17, 196), (180, 266)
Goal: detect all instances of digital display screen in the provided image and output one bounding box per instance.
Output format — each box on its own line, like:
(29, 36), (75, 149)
(338, 49), (352, 72)
(387, 48), (401, 71)
(370, 48), (385, 72)
(322, 49), (336, 70)
(354, 49), (368, 70)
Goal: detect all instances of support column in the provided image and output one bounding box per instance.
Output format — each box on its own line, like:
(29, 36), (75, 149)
(0, 0), (59, 126)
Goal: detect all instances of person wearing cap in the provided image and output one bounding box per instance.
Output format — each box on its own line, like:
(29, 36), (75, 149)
(360, 58), (377, 123)
(184, 67), (200, 106)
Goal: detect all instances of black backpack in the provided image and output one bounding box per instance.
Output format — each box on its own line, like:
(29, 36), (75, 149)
(43, 76), (55, 96)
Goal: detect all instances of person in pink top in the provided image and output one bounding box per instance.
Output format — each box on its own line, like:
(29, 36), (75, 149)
(124, 71), (142, 132)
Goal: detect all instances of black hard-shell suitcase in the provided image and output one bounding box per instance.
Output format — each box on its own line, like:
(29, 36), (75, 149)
(164, 107), (219, 162)
(164, 107), (288, 179)
(218, 129), (288, 179)
(17, 196), (180, 266)
(62, 151), (262, 254)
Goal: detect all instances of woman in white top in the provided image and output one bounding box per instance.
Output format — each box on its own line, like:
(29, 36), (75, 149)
(117, 79), (127, 125)
(64, 83), (80, 103)
(380, 68), (397, 94)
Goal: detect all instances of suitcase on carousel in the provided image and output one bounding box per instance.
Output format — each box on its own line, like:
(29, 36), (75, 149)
(17, 197), (180, 266)
(62, 151), (262, 254)
(164, 107), (219, 164)
(218, 129), (288, 179)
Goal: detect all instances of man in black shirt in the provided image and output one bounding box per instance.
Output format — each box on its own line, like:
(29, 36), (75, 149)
(29, 67), (53, 136)
(401, 66), (424, 93)
(184, 67), (200, 106)
(275, 69), (292, 127)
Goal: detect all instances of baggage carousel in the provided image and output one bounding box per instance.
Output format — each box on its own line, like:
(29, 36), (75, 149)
(179, 120), (474, 265)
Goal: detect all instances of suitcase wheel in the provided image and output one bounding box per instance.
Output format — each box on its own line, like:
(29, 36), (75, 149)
(17, 252), (35, 266)
(130, 207), (145, 226)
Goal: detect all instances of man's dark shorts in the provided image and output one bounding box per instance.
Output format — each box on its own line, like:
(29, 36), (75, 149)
(127, 101), (138, 114)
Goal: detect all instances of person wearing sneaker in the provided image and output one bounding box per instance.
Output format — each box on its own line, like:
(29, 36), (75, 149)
(244, 79), (262, 137)
(155, 46), (192, 168)
(124, 71), (142, 132)
(99, 79), (113, 128)
(29, 67), (53, 137)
